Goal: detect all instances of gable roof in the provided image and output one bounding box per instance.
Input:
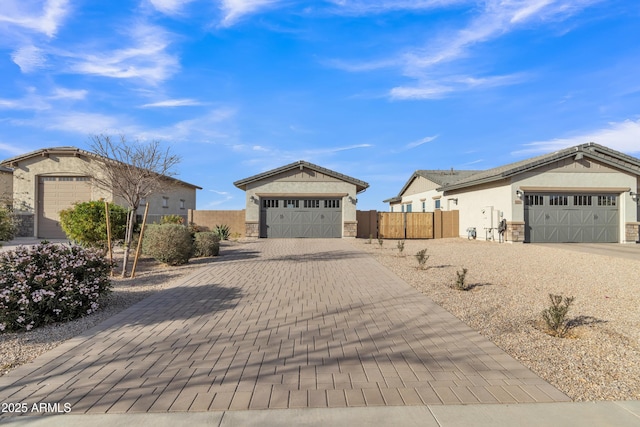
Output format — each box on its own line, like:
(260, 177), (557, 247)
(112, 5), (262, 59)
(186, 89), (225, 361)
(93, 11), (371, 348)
(383, 169), (480, 203)
(439, 143), (640, 192)
(0, 146), (202, 190)
(234, 160), (369, 193)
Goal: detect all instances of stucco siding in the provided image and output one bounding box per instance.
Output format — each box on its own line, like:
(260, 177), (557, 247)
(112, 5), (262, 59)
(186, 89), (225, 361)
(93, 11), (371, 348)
(404, 176), (439, 197)
(0, 171), (12, 208)
(245, 179), (357, 225)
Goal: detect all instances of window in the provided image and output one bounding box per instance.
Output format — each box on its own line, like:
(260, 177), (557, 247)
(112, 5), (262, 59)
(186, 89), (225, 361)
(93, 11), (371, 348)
(162, 197), (169, 208)
(263, 199), (279, 208)
(574, 195), (592, 206)
(304, 199), (319, 208)
(406, 204), (412, 212)
(434, 200), (441, 210)
(401, 204), (405, 213)
(549, 195), (567, 206)
(285, 199), (299, 208)
(59, 177), (75, 181)
(597, 195), (616, 206)
(180, 199), (185, 209)
(76, 177), (91, 181)
(324, 199), (340, 208)
(525, 195), (544, 206)
(41, 177), (57, 181)
(422, 201), (426, 212)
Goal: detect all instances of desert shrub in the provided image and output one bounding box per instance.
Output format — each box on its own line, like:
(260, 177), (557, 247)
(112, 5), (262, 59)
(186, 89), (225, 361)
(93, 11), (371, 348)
(213, 224), (230, 241)
(377, 238), (384, 248)
(0, 243), (112, 332)
(0, 207), (17, 242)
(193, 232), (220, 257)
(542, 294), (575, 338)
(142, 224), (193, 265)
(396, 240), (405, 255)
(59, 201), (127, 247)
(415, 248), (429, 269)
(160, 214), (184, 225)
(452, 267), (469, 290)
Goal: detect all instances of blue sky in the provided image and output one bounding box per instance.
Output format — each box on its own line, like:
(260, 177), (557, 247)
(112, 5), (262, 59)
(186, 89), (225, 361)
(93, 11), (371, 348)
(1, 0), (639, 211)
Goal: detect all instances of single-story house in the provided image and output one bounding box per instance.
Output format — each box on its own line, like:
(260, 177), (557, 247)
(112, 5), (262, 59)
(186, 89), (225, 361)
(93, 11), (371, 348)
(385, 143), (640, 243)
(234, 161), (369, 238)
(0, 146), (202, 239)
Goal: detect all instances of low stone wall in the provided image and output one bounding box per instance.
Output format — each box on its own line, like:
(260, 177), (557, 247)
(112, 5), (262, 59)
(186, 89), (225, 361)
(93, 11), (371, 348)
(506, 221), (525, 243)
(14, 214), (34, 238)
(625, 222), (639, 243)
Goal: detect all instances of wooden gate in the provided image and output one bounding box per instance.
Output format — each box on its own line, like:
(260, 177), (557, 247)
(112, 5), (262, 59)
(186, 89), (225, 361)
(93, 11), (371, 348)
(378, 212), (406, 238)
(406, 212), (434, 239)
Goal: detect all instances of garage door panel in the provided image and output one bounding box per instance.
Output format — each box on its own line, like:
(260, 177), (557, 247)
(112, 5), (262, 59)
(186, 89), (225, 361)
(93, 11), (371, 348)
(525, 193), (618, 243)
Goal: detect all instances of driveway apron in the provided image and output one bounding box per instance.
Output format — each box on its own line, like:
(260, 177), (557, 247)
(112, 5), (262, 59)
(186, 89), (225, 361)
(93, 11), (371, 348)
(0, 239), (569, 415)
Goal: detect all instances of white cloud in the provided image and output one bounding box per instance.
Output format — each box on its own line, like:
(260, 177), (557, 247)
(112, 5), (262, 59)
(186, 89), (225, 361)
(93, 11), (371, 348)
(332, 0), (599, 99)
(218, 0), (282, 27)
(513, 119), (640, 155)
(38, 112), (122, 134)
(209, 189), (229, 195)
(11, 45), (47, 72)
(326, 0), (468, 14)
(140, 99), (205, 108)
(49, 87), (87, 100)
(0, 142), (28, 156)
(66, 23), (179, 84)
(390, 73), (526, 99)
(148, 0), (195, 15)
(405, 135), (438, 150)
(0, 0), (70, 37)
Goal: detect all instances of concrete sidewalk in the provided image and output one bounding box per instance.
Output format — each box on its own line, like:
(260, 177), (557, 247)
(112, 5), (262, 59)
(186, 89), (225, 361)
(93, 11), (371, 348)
(2, 402), (640, 426)
(2, 239), (634, 425)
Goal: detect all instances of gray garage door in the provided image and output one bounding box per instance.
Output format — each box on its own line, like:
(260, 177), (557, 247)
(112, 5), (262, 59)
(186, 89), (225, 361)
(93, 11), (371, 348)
(260, 198), (342, 238)
(38, 176), (92, 239)
(524, 193), (618, 243)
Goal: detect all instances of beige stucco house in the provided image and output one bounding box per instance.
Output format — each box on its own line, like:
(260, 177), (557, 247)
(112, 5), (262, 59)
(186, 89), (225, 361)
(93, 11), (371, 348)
(234, 161), (369, 238)
(385, 143), (640, 243)
(1, 147), (201, 239)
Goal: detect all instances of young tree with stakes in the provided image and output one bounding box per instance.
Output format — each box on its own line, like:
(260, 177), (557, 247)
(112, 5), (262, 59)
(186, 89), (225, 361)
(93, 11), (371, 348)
(88, 134), (181, 277)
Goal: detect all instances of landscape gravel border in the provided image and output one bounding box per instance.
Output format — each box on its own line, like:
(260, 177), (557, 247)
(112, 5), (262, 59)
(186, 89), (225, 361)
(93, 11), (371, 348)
(350, 238), (640, 401)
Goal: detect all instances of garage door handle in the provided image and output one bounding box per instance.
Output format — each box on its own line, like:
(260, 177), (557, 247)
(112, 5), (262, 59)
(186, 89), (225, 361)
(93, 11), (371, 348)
(594, 214), (598, 220)
(280, 214), (284, 219)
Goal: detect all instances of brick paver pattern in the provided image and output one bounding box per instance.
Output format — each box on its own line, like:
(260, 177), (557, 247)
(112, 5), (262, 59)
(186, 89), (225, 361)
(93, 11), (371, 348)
(0, 239), (570, 414)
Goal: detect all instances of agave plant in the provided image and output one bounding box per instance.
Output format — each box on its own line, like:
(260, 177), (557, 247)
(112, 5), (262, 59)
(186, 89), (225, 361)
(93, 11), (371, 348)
(213, 224), (231, 240)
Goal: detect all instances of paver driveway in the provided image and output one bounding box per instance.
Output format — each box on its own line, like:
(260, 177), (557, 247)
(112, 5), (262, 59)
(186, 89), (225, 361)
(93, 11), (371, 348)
(0, 239), (569, 415)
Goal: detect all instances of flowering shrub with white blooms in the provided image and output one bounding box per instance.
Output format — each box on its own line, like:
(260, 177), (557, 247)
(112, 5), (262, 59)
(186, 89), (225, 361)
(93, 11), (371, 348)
(0, 242), (112, 332)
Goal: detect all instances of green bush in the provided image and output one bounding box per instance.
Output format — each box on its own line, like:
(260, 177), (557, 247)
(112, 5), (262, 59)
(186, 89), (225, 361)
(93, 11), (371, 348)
(142, 224), (193, 265)
(160, 214), (184, 225)
(193, 232), (220, 257)
(452, 267), (469, 290)
(0, 243), (112, 332)
(542, 294), (575, 338)
(415, 248), (429, 269)
(59, 201), (127, 247)
(0, 207), (17, 242)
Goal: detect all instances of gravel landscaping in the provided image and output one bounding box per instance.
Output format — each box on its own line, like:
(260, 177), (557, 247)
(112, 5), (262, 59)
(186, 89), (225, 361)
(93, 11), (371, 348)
(350, 238), (640, 402)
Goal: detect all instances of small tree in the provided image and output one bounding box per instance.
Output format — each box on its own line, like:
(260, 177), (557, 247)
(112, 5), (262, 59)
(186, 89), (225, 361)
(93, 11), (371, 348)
(88, 134), (181, 277)
(59, 201), (127, 248)
(0, 207), (16, 243)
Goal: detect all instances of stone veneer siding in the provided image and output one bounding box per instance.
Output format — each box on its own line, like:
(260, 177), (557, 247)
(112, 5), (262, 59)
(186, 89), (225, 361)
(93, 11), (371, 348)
(15, 214), (34, 238)
(343, 221), (357, 238)
(625, 222), (639, 243)
(245, 221), (259, 238)
(506, 221), (525, 243)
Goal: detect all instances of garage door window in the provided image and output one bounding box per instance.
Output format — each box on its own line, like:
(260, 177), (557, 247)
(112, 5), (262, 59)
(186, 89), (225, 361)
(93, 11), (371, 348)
(525, 195), (544, 205)
(574, 195), (592, 206)
(303, 200), (319, 208)
(285, 200), (300, 208)
(549, 195), (568, 206)
(598, 196), (616, 206)
(263, 199), (279, 208)
(324, 199), (340, 208)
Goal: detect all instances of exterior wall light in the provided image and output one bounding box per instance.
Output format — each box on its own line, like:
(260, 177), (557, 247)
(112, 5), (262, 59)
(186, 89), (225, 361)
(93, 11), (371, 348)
(516, 189), (523, 198)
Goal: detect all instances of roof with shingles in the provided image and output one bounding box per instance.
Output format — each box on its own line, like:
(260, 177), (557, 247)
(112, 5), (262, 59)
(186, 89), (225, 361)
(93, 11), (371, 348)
(383, 169), (480, 203)
(0, 146), (202, 189)
(233, 160), (369, 193)
(438, 142), (640, 192)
